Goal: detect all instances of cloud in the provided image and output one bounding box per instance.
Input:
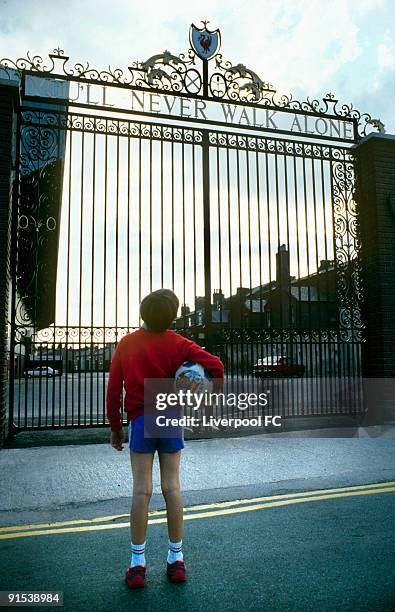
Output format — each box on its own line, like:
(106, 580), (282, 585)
(1, 0), (394, 327)
(378, 40), (395, 70)
(0, 0), (393, 130)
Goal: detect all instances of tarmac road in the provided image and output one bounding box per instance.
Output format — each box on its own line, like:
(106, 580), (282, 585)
(0, 481), (394, 611)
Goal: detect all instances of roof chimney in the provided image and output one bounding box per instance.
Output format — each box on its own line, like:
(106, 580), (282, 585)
(276, 244), (290, 287)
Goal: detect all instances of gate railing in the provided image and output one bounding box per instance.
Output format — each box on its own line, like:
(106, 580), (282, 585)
(1, 22), (381, 436)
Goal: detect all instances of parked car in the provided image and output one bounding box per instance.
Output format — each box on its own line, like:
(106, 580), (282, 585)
(252, 355), (305, 377)
(26, 366), (60, 378)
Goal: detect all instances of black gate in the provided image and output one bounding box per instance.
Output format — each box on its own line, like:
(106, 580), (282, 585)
(2, 23), (377, 433)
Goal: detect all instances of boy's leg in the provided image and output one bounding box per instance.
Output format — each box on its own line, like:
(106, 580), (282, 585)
(130, 451), (154, 545)
(159, 450), (183, 542)
(125, 447), (154, 588)
(159, 451), (187, 582)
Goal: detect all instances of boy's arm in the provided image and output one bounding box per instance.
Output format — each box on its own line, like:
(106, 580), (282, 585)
(182, 338), (224, 389)
(106, 344), (124, 433)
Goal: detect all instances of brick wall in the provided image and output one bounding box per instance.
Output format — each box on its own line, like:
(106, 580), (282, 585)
(354, 133), (395, 423)
(354, 133), (395, 377)
(0, 82), (19, 444)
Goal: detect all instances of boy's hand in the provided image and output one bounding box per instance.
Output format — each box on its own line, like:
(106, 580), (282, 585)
(111, 429), (125, 451)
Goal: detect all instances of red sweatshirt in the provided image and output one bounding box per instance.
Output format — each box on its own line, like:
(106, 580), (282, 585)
(106, 328), (224, 432)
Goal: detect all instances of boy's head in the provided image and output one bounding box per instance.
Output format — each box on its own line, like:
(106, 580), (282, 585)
(140, 289), (179, 332)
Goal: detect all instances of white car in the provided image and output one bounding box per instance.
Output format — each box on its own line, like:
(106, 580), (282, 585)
(26, 366), (59, 378)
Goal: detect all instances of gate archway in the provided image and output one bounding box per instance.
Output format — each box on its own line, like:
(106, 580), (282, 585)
(1, 22), (377, 433)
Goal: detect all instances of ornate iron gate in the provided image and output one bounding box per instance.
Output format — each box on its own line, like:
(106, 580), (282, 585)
(2, 23), (377, 434)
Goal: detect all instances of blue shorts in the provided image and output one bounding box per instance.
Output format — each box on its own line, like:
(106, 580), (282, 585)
(128, 414), (184, 454)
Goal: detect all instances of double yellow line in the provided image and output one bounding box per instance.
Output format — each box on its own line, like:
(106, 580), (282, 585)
(0, 481), (393, 541)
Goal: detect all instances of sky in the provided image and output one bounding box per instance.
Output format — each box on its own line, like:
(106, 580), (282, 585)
(1, 0), (394, 331)
(1, 0), (394, 132)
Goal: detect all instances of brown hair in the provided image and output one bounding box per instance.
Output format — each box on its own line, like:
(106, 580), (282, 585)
(140, 289), (179, 332)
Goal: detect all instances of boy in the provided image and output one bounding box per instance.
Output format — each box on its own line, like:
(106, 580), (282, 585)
(106, 289), (224, 588)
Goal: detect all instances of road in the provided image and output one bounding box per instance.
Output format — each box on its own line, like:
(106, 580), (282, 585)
(0, 481), (394, 611)
(0, 430), (394, 610)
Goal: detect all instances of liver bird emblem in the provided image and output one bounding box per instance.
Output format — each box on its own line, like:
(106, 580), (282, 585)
(198, 34), (212, 53)
(190, 22), (221, 60)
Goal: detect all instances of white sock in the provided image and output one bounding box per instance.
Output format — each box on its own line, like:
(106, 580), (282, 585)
(130, 541), (146, 568)
(167, 539), (183, 564)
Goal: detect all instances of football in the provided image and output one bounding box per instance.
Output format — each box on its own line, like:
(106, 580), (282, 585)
(174, 361), (213, 395)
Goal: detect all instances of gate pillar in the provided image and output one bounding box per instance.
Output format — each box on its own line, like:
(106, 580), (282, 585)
(0, 77), (19, 445)
(353, 133), (395, 424)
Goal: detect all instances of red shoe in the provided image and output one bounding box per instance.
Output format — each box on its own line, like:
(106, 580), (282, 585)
(167, 560), (187, 583)
(125, 565), (146, 589)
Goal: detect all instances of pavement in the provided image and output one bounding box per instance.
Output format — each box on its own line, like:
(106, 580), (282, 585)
(0, 426), (394, 610)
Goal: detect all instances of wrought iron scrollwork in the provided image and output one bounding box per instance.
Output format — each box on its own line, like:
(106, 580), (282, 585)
(210, 58), (274, 102)
(215, 328), (341, 344)
(14, 325), (136, 345)
(331, 155), (364, 341)
(209, 130), (341, 161)
(14, 111), (63, 329)
(21, 109), (203, 144)
(0, 26), (382, 139)
(136, 49), (196, 93)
